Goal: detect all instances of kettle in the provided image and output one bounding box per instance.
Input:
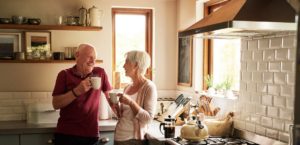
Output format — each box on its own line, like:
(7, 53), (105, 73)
(159, 115), (176, 138)
(180, 116), (209, 141)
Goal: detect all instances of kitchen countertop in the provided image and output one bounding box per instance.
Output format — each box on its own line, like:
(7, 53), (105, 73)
(0, 119), (117, 134)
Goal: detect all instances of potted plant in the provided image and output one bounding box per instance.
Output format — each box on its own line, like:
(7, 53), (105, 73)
(223, 76), (234, 97)
(204, 75), (215, 95)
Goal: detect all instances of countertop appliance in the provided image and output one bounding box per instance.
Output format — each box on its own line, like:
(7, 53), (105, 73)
(169, 136), (259, 145)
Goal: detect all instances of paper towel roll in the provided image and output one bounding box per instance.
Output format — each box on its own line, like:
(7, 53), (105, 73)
(99, 93), (109, 119)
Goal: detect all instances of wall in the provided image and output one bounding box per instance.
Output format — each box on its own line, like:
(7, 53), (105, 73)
(0, 0), (177, 91)
(0, 0), (178, 120)
(234, 33), (296, 142)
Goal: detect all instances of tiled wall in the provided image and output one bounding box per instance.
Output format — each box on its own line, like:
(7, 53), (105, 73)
(234, 33), (296, 142)
(0, 92), (52, 121)
(0, 90), (178, 121)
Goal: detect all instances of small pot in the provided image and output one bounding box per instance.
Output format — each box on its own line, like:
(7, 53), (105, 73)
(14, 52), (25, 60)
(52, 52), (65, 60)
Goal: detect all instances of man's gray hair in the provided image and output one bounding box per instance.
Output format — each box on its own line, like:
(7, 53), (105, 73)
(125, 50), (151, 75)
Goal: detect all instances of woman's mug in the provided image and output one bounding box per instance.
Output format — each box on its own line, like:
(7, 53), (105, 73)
(159, 115), (176, 138)
(109, 93), (119, 104)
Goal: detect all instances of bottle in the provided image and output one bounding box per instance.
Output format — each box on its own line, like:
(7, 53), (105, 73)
(79, 6), (87, 26)
(88, 6), (103, 27)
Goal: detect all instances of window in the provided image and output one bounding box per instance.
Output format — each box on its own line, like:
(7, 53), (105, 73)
(112, 8), (153, 88)
(203, 0), (240, 91)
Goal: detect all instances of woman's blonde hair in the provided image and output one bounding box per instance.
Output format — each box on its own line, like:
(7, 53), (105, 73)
(125, 50), (151, 75)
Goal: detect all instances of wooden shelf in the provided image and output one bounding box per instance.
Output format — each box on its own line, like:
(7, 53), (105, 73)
(0, 24), (102, 31)
(0, 59), (103, 63)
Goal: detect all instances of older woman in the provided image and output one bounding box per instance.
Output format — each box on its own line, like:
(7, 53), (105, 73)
(114, 50), (157, 145)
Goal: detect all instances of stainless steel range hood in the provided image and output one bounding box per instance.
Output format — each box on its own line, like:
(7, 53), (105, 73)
(179, 0), (297, 38)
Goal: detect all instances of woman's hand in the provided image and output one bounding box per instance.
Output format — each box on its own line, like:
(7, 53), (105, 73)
(73, 77), (92, 96)
(118, 93), (133, 106)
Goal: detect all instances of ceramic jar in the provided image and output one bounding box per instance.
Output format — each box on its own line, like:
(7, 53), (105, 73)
(88, 6), (103, 27)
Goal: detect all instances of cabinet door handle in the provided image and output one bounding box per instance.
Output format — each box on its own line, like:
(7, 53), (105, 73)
(99, 137), (109, 144)
(48, 138), (54, 144)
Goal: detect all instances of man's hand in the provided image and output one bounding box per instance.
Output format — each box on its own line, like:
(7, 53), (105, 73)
(73, 77), (92, 96)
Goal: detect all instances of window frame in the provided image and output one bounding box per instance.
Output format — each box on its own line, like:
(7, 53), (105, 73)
(112, 8), (153, 88)
(203, 0), (231, 90)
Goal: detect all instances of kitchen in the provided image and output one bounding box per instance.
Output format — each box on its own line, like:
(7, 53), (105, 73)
(0, 0), (298, 145)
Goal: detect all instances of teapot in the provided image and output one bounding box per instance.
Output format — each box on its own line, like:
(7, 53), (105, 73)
(159, 115), (176, 138)
(180, 116), (209, 141)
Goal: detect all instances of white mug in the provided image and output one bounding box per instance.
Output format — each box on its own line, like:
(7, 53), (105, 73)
(109, 93), (119, 104)
(90, 77), (101, 90)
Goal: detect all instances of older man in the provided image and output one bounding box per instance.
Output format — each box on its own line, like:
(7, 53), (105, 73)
(52, 44), (112, 145)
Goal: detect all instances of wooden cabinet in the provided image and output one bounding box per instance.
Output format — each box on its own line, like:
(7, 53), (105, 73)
(0, 134), (19, 145)
(20, 133), (54, 145)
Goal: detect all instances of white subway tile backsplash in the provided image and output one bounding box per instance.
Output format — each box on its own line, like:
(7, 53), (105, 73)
(251, 92), (261, 104)
(287, 72), (295, 85)
(242, 39), (248, 51)
(286, 98), (294, 110)
(12, 92), (31, 99)
(0, 92), (13, 99)
(251, 114), (261, 124)
(261, 116), (273, 127)
(279, 132), (289, 143)
(252, 72), (262, 83)
(289, 48), (296, 60)
(242, 72), (252, 82)
(248, 40), (258, 50)
(279, 109), (293, 120)
(283, 35), (296, 48)
(281, 85), (294, 97)
(273, 119), (285, 131)
(253, 51), (263, 60)
(241, 62), (247, 70)
(0, 114), (25, 121)
(275, 49), (288, 60)
(274, 96), (286, 108)
(246, 103), (256, 113)
(282, 62), (294, 72)
(258, 62), (268, 71)
(238, 35), (295, 141)
(274, 72), (286, 85)
(246, 123), (256, 132)
(267, 106), (278, 118)
(256, 105), (267, 115)
(242, 51), (253, 61)
(268, 85), (280, 95)
(262, 95), (273, 106)
(0, 91), (55, 121)
(269, 62), (281, 72)
(255, 125), (266, 135)
(263, 72), (273, 83)
(247, 83), (256, 92)
(247, 61), (257, 71)
(264, 50), (275, 61)
(258, 39), (269, 49)
(270, 37), (282, 48)
(240, 82), (247, 91)
(234, 120), (246, 130)
(257, 83), (267, 93)
(266, 129), (279, 139)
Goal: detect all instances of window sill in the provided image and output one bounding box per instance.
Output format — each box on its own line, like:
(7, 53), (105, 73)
(200, 91), (238, 100)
